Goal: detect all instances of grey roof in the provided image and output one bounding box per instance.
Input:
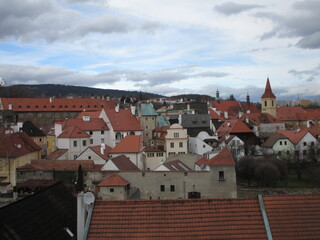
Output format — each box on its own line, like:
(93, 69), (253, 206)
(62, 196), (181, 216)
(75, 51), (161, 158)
(141, 103), (158, 116)
(181, 114), (210, 128)
(261, 132), (291, 148)
(162, 160), (191, 171)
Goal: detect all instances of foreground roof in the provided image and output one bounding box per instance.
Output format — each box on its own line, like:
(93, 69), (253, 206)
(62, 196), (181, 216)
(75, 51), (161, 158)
(87, 193), (320, 240)
(196, 148), (235, 166)
(0, 182), (76, 240)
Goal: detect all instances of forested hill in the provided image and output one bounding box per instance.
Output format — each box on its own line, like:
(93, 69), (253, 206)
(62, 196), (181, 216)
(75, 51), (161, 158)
(0, 84), (163, 99)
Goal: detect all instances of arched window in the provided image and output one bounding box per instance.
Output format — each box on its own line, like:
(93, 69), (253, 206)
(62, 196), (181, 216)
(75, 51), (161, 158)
(265, 101), (267, 107)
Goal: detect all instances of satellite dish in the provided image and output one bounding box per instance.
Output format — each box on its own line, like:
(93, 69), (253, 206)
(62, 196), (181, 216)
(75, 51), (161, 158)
(84, 192), (95, 205)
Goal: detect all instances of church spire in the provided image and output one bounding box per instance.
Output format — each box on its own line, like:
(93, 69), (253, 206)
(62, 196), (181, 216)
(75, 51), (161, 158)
(261, 77), (276, 98)
(246, 92), (250, 103)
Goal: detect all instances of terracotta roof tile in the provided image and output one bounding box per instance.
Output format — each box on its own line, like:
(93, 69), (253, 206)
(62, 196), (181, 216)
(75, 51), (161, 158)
(45, 149), (68, 160)
(196, 148), (235, 166)
(98, 173), (130, 187)
(208, 108), (225, 121)
(242, 112), (284, 125)
(106, 109), (142, 131)
(110, 135), (142, 153)
(63, 118), (109, 131)
(276, 128), (310, 145)
(216, 119), (252, 138)
(0, 132), (41, 158)
(58, 126), (90, 138)
(107, 155), (141, 171)
(88, 145), (112, 160)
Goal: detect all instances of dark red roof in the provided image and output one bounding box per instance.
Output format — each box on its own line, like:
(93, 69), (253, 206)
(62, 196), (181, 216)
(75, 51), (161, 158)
(18, 160), (103, 171)
(216, 119), (253, 139)
(110, 135), (142, 153)
(57, 126), (90, 138)
(87, 193), (320, 240)
(261, 78), (276, 98)
(108, 155), (140, 171)
(196, 148), (235, 166)
(98, 173), (130, 187)
(45, 149), (68, 160)
(1, 97), (115, 111)
(106, 109), (142, 131)
(0, 132), (41, 158)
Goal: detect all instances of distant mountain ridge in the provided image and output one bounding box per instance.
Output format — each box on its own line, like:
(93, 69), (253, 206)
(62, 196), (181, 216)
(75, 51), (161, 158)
(0, 84), (164, 99)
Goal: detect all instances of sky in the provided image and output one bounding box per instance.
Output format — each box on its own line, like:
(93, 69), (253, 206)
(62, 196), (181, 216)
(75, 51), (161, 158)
(0, 0), (319, 102)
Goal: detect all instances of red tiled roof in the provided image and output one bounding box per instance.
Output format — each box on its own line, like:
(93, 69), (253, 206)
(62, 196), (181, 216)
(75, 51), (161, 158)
(63, 118), (109, 131)
(211, 101), (259, 117)
(196, 148), (235, 166)
(18, 160), (103, 171)
(45, 149), (68, 160)
(58, 126), (90, 138)
(153, 126), (169, 140)
(242, 112), (283, 125)
(1, 98), (115, 111)
(261, 78), (276, 98)
(110, 135), (142, 153)
(88, 145), (112, 160)
(0, 132), (41, 158)
(77, 111), (101, 119)
(208, 108), (225, 121)
(106, 109), (142, 131)
(264, 194), (320, 240)
(98, 173), (130, 187)
(108, 155), (140, 171)
(276, 106), (305, 121)
(87, 193), (320, 240)
(276, 128), (310, 145)
(216, 119), (252, 138)
(88, 197), (266, 240)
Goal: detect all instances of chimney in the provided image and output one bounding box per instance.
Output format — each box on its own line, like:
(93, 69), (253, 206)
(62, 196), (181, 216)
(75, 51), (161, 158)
(115, 104), (119, 113)
(8, 104), (12, 110)
(55, 120), (63, 137)
(239, 111), (243, 118)
(245, 116), (249, 123)
(131, 105), (136, 116)
(49, 97), (53, 103)
(100, 143), (105, 155)
(224, 111), (228, 119)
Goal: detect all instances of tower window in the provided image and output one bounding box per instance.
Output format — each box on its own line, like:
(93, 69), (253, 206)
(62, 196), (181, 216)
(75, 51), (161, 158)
(265, 101), (267, 107)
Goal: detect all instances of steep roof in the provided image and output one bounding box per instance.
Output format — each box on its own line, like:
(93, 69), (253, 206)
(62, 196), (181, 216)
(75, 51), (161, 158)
(242, 112), (284, 125)
(261, 78), (276, 98)
(261, 132), (292, 148)
(106, 109), (142, 131)
(0, 132), (41, 158)
(108, 155), (140, 171)
(110, 135), (142, 153)
(18, 160), (103, 172)
(276, 106), (305, 121)
(57, 126), (90, 138)
(22, 121), (46, 137)
(141, 103), (158, 116)
(88, 145), (112, 160)
(211, 101), (259, 117)
(87, 193), (320, 240)
(0, 97), (114, 111)
(98, 173), (130, 187)
(63, 118), (109, 131)
(208, 108), (225, 121)
(196, 148), (235, 166)
(216, 119), (253, 138)
(0, 182), (76, 240)
(277, 128), (312, 145)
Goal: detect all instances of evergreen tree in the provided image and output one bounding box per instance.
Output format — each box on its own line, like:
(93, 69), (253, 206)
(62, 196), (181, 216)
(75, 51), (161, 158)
(76, 165), (84, 192)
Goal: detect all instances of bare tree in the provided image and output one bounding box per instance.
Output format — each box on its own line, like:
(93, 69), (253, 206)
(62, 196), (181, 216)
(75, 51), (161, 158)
(254, 161), (280, 187)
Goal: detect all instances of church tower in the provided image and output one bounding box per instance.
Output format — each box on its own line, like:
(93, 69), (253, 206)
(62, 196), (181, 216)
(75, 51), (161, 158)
(261, 78), (277, 116)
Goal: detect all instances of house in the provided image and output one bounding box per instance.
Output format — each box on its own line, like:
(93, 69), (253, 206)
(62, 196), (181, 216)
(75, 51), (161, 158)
(180, 114), (212, 137)
(101, 155), (140, 171)
(143, 147), (166, 170)
(222, 135), (245, 160)
(0, 181), (76, 240)
(76, 144), (112, 164)
(97, 173), (130, 200)
(165, 124), (189, 157)
(188, 131), (217, 155)
(0, 97), (115, 127)
(211, 100), (259, 119)
(277, 128), (319, 160)
(137, 103), (158, 146)
(261, 132), (295, 156)
(0, 132), (41, 188)
(105, 107), (143, 147)
(85, 193), (320, 240)
(109, 135), (144, 170)
(152, 126), (169, 149)
(208, 107), (225, 131)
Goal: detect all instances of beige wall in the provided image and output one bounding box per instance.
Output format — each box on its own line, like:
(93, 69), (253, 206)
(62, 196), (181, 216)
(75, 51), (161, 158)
(165, 124), (188, 157)
(98, 186), (128, 200)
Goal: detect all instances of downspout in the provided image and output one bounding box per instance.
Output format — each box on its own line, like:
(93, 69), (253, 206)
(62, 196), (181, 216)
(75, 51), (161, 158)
(258, 194), (273, 240)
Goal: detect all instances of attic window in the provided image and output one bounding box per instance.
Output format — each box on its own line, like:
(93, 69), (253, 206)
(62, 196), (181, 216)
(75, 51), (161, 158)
(18, 105), (22, 108)
(94, 105), (97, 108)
(59, 105), (62, 108)
(35, 105), (38, 108)
(51, 105), (55, 108)
(65, 105), (68, 108)
(80, 105), (83, 108)
(87, 105), (90, 108)
(73, 105), (76, 108)
(27, 105), (30, 108)
(101, 105), (103, 108)
(43, 105), (47, 108)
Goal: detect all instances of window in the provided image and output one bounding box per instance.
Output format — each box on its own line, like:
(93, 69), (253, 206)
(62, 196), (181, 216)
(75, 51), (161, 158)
(101, 130), (104, 134)
(160, 185), (165, 192)
(311, 142), (315, 146)
(284, 141), (287, 145)
(110, 188), (114, 192)
(303, 142), (307, 146)
(156, 152), (163, 157)
(174, 133), (179, 138)
(170, 142), (174, 148)
(147, 153), (154, 157)
(90, 139), (93, 144)
(179, 142), (183, 148)
(170, 185), (175, 192)
(74, 155), (77, 160)
(90, 131), (93, 135)
(219, 171), (225, 181)
(280, 141), (282, 145)
(272, 101), (274, 107)
(101, 138), (105, 143)
(39, 138), (42, 142)
(203, 145), (206, 148)
(73, 140), (77, 147)
(265, 101), (267, 107)
(83, 140), (87, 146)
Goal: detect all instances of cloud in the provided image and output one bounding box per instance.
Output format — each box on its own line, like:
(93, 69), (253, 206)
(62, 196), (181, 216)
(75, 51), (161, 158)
(256, 0), (320, 49)
(288, 65), (320, 82)
(214, 1), (264, 15)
